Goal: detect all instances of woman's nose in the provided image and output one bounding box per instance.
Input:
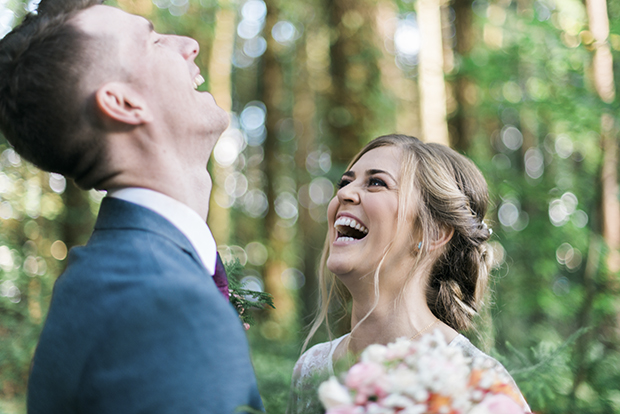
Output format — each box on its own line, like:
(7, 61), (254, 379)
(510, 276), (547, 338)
(337, 184), (360, 204)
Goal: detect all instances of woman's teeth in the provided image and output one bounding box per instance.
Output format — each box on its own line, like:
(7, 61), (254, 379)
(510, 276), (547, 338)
(337, 236), (357, 242)
(334, 217), (368, 240)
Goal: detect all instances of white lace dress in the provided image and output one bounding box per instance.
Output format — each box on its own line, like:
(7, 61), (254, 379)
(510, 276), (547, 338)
(287, 334), (531, 414)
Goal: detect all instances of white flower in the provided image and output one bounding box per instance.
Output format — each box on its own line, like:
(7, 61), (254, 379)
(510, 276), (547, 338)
(382, 393), (415, 409)
(400, 405), (428, 414)
(410, 388), (429, 403)
(478, 371), (496, 389)
(388, 366), (419, 395)
(468, 405), (492, 414)
(361, 343), (388, 364)
(318, 376), (353, 409)
(366, 403), (395, 414)
(386, 337), (413, 360)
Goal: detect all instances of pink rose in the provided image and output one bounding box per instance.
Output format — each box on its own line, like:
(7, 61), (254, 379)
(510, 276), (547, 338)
(345, 362), (388, 403)
(345, 362), (385, 389)
(470, 394), (524, 414)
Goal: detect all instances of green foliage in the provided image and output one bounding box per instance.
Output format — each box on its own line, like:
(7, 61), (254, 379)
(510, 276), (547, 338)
(247, 329), (299, 414)
(226, 258), (275, 326)
(0, 142), (70, 412)
(1, 0), (620, 412)
(455, 1), (620, 412)
(497, 328), (588, 412)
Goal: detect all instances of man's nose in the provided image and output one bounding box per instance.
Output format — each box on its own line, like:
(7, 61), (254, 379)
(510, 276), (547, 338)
(173, 35), (199, 60)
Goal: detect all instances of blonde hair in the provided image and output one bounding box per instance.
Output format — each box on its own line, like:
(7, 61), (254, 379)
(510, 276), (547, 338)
(302, 134), (492, 351)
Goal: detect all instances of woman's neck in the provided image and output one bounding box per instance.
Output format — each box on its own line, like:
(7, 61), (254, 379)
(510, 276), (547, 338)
(338, 273), (458, 357)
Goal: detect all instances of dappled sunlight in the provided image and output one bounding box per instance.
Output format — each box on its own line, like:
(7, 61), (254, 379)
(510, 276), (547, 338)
(0, 0), (619, 411)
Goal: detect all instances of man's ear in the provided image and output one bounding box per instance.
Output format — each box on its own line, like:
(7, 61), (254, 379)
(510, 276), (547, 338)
(428, 226), (454, 251)
(95, 82), (153, 125)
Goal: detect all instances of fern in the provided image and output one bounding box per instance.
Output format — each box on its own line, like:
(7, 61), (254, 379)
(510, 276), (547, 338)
(225, 259), (275, 327)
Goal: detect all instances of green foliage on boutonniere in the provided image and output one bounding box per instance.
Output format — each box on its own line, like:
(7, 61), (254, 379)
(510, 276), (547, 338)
(225, 259), (275, 327)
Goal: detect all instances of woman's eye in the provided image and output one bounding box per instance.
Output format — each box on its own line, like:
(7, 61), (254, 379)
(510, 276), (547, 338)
(368, 177), (387, 187)
(336, 178), (352, 189)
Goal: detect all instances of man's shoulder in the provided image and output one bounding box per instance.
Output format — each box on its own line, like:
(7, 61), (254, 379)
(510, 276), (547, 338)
(41, 229), (232, 359)
(57, 234), (212, 309)
(68, 196), (203, 271)
(50, 214), (214, 325)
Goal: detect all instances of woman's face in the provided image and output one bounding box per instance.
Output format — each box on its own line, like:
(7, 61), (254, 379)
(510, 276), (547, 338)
(326, 146), (416, 278)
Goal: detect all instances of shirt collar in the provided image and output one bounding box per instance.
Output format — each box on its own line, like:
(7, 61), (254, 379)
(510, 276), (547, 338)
(106, 187), (217, 275)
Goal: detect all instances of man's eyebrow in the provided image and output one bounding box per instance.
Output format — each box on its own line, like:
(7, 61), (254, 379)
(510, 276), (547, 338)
(141, 18), (154, 32)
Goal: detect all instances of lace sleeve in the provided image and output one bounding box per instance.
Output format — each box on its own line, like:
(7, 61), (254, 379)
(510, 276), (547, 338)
(286, 342), (334, 414)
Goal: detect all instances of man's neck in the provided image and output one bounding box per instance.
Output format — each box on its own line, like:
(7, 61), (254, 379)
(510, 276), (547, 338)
(99, 164), (213, 221)
(98, 129), (216, 221)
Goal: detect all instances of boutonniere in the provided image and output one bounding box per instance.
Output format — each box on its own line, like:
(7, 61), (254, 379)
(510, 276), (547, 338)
(224, 259), (275, 330)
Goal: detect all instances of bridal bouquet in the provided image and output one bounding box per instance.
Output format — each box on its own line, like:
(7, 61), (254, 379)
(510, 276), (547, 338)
(318, 330), (525, 414)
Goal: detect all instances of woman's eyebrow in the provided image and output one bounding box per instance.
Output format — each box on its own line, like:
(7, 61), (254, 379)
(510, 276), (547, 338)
(342, 171), (355, 178)
(366, 169), (396, 181)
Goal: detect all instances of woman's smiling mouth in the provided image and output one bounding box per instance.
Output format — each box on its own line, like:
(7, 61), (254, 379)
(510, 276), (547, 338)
(334, 216), (369, 242)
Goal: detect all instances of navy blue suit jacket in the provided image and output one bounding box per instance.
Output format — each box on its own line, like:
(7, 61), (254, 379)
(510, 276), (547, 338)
(27, 197), (263, 413)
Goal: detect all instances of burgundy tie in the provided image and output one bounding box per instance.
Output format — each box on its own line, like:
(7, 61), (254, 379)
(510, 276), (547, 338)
(213, 253), (230, 301)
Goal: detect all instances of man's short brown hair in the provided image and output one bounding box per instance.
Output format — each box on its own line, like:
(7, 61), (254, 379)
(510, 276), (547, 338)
(0, 0), (105, 187)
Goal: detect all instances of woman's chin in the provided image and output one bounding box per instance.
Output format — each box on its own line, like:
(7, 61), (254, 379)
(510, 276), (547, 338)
(327, 257), (371, 278)
(326, 258), (353, 277)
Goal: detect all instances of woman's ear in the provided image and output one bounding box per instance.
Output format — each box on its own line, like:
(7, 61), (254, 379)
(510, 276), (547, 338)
(95, 82), (153, 125)
(428, 226), (454, 251)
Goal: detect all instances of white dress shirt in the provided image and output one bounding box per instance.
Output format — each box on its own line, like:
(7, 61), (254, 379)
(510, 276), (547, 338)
(107, 187), (217, 276)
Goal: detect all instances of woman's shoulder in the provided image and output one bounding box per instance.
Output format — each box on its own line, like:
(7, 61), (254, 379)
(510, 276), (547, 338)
(449, 334), (490, 359)
(449, 334), (531, 413)
(293, 334), (348, 377)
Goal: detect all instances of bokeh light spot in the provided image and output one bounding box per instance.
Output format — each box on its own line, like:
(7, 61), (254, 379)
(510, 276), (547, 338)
(501, 126), (523, 151)
(242, 0), (267, 21)
(309, 177), (334, 205)
(281, 268), (305, 290)
(272, 21), (297, 44)
(49, 173), (67, 194)
(246, 241), (268, 266)
(50, 240), (68, 261)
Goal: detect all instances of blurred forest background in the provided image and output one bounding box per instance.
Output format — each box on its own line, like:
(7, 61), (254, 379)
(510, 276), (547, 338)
(0, 0), (619, 412)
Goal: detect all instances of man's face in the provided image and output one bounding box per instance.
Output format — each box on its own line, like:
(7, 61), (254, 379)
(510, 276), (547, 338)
(73, 5), (228, 150)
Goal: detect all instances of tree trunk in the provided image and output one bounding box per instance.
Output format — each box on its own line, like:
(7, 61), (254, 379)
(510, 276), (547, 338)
(207, 4), (236, 244)
(601, 116), (620, 273)
(585, 0), (619, 274)
(375, 2), (422, 138)
(293, 28), (325, 326)
(260, 0), (296, 331)
(449, 0), (475, 151)
(417, 0), (449, 145)
(324, 0), (382, 165)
